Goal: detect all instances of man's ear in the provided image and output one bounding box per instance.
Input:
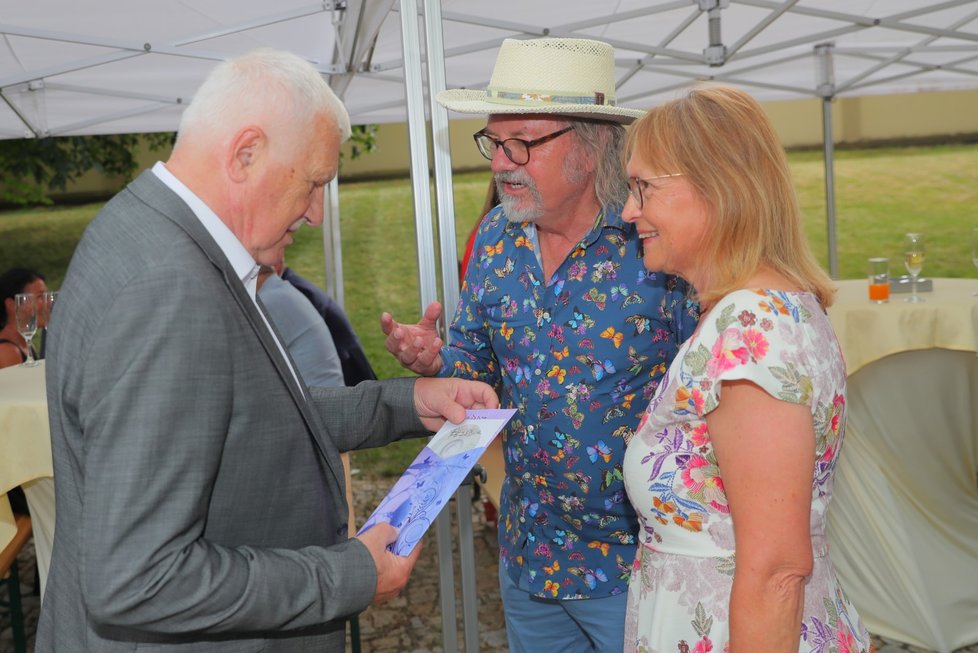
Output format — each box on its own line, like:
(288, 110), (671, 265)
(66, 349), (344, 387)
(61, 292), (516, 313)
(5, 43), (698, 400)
(227, 126), (264, 182)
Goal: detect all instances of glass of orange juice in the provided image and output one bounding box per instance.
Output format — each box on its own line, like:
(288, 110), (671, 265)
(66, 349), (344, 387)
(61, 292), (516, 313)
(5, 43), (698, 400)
(867, 257), (889, 303)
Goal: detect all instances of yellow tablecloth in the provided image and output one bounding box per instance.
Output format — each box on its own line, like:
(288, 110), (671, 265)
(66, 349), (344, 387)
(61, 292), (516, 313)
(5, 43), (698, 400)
(0, 360), (54, 595)
(828, 277), (978, 375)
(826, 278), (978, 653)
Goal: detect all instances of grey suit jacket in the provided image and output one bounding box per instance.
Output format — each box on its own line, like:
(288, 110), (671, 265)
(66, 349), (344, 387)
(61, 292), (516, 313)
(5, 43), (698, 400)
(37, 171), (427, 652)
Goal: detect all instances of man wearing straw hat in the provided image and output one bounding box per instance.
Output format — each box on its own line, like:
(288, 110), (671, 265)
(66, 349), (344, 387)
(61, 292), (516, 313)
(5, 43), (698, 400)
(381, 37), (698, 651)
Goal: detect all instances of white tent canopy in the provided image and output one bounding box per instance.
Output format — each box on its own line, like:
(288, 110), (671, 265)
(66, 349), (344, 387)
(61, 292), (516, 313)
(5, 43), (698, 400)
(3, 1), (978, 137)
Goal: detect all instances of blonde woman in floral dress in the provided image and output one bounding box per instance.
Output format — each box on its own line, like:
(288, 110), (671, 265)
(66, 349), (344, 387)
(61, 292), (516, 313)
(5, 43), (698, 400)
(620, 85), (870, 653)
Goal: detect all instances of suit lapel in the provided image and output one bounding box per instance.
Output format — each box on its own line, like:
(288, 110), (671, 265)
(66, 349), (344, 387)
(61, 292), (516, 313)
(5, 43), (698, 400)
(126, 171), (345, 497)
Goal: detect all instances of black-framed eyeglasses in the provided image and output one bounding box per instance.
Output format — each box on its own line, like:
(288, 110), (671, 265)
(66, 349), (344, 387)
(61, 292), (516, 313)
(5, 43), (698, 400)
(472, 126), (574, 165)
(627, 173), (683, 209)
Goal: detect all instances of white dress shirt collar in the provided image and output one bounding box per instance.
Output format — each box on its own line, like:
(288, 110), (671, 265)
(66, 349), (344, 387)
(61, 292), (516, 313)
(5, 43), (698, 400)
(151, 161), (304, 394)
(151, 161), (261, 299)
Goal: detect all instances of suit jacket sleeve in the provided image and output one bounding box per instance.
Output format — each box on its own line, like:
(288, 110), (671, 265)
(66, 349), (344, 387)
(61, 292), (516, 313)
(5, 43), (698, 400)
(308, 377), (429, 453)
(74, 263), (380, 638)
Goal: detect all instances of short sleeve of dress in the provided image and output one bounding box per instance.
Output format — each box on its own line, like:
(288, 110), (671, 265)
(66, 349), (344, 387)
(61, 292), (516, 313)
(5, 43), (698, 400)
(683, 289), (819, 418)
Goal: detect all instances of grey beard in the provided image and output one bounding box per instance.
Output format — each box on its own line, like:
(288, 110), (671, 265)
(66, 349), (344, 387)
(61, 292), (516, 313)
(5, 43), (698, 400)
(494, 151), (590, 223)
(495, 171), (544, 223)
(499, 193), (542, 223)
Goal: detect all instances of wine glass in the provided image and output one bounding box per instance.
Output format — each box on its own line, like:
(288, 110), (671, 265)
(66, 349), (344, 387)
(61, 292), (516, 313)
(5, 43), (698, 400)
(14, 292), (39, 367)
(38, 290), (58, 328)
(903, 232), (925, 303)
(972, 228), (978, 296)
(37, 290), (59, 358)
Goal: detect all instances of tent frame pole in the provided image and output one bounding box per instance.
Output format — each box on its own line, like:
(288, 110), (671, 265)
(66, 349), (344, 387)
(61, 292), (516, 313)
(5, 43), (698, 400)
(398, 1), (469, 652)
(422, 0), (482, 649)
(322, 178), (343, 303)
(821, 96), (839, 279)
(816, 42), (839, 279)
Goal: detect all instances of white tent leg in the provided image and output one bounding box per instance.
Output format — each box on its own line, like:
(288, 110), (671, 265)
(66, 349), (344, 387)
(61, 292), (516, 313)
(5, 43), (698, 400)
(322, 177), (343, 303)
(422, 0), (481, 649)
(816, 43), (839, 279)
(822, 96), (839, 279)
(397, 1), (463, 652)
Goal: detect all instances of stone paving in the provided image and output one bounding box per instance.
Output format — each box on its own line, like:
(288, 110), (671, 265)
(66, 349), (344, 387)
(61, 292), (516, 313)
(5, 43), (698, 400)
(3, 477), (977, 653)
(346, 476), (508, 653)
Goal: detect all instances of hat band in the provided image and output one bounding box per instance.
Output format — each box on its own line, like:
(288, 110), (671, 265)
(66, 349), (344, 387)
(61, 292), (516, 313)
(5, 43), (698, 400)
(486, 88), (616, 107)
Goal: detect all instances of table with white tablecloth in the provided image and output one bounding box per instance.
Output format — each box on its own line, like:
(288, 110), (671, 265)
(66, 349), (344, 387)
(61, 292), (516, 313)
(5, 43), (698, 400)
(826, 278), (978, 653)
(0, 360), (55, 599)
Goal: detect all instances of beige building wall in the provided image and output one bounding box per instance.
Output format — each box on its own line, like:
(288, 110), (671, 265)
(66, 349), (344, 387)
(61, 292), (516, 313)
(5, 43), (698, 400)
(340, 88), (978, 180)
(338, 117), (490, 178)
(763, 89), (978, 147)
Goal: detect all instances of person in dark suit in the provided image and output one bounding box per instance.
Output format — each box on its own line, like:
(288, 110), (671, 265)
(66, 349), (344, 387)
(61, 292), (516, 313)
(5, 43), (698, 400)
(37, 48), (497, 653)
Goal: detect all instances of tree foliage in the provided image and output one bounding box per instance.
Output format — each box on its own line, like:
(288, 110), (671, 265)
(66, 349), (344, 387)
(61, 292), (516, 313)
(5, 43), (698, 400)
(346, 124), (378, 160)
(0, 132), (174, 206)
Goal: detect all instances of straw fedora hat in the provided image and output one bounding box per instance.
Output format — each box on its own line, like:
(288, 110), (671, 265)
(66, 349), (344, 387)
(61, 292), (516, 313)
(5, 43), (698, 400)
(436, 37), (645, 124)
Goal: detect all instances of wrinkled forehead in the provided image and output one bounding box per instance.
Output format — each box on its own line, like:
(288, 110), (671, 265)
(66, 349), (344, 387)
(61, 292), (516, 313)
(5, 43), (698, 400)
(276, 112), (340, 175)
(486, 112), (571, 136)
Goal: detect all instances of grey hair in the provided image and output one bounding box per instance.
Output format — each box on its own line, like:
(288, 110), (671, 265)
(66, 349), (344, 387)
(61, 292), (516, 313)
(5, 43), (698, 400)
(569, 120), (629, 211)
(177, 48), (351, 145)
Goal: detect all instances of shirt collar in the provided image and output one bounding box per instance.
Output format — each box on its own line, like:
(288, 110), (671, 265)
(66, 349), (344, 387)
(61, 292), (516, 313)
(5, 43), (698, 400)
(503, 204), (629, 249)
(151, 161), (261, 299)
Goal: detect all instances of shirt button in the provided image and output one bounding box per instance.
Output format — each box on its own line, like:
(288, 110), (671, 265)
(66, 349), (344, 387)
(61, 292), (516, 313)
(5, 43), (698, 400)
(534, 368), (541, 375)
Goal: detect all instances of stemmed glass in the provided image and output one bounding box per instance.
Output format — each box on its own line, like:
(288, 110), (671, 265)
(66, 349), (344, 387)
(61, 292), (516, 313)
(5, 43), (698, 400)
(972, 228), (978, 296)
(38, 291), (59, 357)
(14, 292), (39, 367)
(903, 232), (925, 303)
(38, 291), (58, 329)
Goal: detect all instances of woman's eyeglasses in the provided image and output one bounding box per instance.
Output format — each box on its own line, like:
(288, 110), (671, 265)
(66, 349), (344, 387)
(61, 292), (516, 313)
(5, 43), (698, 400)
(627, 173), (683, 209)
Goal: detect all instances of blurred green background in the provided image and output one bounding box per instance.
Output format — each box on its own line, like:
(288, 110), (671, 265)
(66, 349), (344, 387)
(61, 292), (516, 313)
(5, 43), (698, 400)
(3, 144), (977, 474)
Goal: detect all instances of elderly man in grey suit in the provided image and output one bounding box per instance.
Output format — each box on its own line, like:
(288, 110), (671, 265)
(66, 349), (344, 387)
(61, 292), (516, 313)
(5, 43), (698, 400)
(37, 48), (498, 652)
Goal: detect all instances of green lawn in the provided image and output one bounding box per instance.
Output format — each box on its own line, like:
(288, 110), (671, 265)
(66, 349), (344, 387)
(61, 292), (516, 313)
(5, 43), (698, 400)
(3, 144), (977, 475)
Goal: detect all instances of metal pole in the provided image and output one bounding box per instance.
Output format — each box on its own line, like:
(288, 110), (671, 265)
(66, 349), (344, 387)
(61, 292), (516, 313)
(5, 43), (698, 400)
(456, 466), (486, 653)
(398, 0), (438, 308)
(821, 97), (839, 279)
(398, 1), (458, 651)
(422, 0), (480, 648)
(321, 178), (343, 303)
(425, 0), (459, 314)
(815, 43), (839, 279)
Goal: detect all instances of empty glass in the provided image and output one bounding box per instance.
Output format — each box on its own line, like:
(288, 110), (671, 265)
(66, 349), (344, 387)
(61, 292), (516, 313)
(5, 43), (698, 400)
(38, 290), (58, 328)
(14, 292), (39, 367)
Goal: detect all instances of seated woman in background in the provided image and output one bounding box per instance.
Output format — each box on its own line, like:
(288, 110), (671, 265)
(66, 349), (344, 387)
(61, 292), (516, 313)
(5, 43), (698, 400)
(0, 267), (48, 368)
(620, 85), (870, 653)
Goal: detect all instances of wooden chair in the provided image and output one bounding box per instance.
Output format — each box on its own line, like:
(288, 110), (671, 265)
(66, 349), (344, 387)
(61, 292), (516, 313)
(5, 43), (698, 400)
(0, 511), (32, 653)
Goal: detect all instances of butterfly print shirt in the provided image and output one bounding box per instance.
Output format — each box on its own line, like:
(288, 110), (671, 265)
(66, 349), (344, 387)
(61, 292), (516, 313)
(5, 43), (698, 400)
(440, 205), (699, 599)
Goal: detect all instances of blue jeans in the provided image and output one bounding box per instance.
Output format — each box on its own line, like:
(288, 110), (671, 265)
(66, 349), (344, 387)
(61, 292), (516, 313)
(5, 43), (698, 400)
(499, 564), (628, 653)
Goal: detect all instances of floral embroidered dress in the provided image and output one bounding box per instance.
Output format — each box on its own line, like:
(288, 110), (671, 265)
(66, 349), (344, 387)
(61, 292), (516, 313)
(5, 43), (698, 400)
(622, 289), (870, 653)
(442, 205), (698, 600)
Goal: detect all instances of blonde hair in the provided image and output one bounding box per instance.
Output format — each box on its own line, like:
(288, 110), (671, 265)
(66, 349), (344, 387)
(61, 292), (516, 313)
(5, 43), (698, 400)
(625, 84), (835, 308)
